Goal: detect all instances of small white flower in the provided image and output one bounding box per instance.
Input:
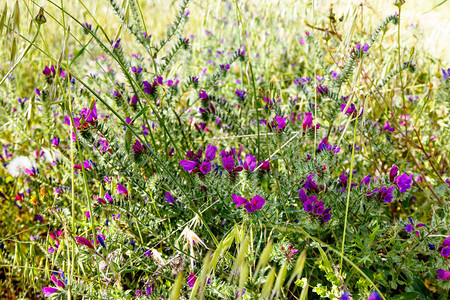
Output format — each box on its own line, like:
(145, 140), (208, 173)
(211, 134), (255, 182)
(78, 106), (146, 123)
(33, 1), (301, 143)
(6, 156), (33, 177)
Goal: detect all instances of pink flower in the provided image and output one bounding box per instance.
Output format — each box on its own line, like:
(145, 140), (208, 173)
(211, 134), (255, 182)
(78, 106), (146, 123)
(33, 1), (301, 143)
(75, 236), (95, 250)
(232, 194), (247, 208)
(42, 287), (58, 297)
(302, 113), (313, 131)
(187, 272), (197, 288)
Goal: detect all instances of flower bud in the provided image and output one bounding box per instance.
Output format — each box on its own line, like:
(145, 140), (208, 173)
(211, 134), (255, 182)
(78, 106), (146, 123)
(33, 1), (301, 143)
(394, 0), (405, 7)
(323, 29), (331, 41)
(35, 7), (47, 25)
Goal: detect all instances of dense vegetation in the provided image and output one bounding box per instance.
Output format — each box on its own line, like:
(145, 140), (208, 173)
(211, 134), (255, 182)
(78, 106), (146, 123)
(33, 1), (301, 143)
(0, 0), (449, 299)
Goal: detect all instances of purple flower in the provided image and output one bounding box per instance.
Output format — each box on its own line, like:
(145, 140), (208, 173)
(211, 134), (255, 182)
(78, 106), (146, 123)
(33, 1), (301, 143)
(316, 84), (328, 94)
(437, 269), (450, 280)
(356, 43), (369, 53)
(142, 81), (154, 94)
(273, 116), (286, 130)
(298, 188), (307, 203)
(84, 211), (90, 219)
(133, 139), (147, 153)
(75, 236), (95, 250)
(205, 144), (217, 161)
(51, 274), (65, 288)
(42, 287), (59, 297)
(339, 172), (348, 187)
(441, 247), (450, 258)
(250, 195), (265, 210)
(360, 175), (371, 186)
(303, 201), (314, 212)
(105, 192), (113, 203)
(165, 192), (175, 203)
(199, 90), (208, 99)
(243, 154), (257, 172)
(304, 174), (319, 191)
(112, 39), (121, 48)
(117, 183), (128, 195)
(97, 235), (106, 249)
(341, 292), (350, 300)
(367, 291), (382, 300)
(187, 272), (197, 288)
(302, 112), (313, 131)
(232, 194), (247, 208)
(340, 103), (356, 115)
(442, 236), (450, 247)
(222, 156), (235, 172)
(442, 68), (450, 80)
(235, 89), (246, 100)
(395, 173), (413, 192)
(200, 161), (212, 174)
(389, 165), (399, 182)
(180, 160), (197, 173)
(131, 66), (142, 74)
(382, 121), (395, 132)
(404, 224), (414, 233)
(316, 206), (325, 215)
(322, 213), (331, 222)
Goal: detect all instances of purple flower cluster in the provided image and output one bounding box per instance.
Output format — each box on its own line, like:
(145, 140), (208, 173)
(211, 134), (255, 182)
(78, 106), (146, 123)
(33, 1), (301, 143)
(180, 144), (217, 176)
(232, 194), (266, 213)
(299, 188), (331, 222)
(317, 138), (340, 153)
(63, 102), (98, 130)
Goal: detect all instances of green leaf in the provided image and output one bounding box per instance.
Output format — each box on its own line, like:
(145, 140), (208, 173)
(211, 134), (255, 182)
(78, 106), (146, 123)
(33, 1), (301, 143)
(391, 292), (419, 300)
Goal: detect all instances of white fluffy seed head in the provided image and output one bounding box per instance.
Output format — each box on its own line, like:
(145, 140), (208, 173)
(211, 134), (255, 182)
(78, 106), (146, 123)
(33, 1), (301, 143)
(6, 156), (33, 177)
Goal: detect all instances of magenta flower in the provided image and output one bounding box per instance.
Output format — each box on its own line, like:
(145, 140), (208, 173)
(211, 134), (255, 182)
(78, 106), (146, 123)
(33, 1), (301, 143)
(42, 287), (59, 297)
(442, 236), (450, 247)
(438, 269), (450, 280)
(205, 144), (217, 161)
(117, 183), (128, 195)
(395, 173), (413, 192)
(222, 156), (235, 172)
(382, 121), (395, 132)
(243, 154), (257, 172)
(180, 160), (197, 173)
(51, 274), (65, 288)
(200, 161), (212, 174)
(250, 195), (265, 210)
(367, 291), (382, 300)
(244, 195), (265, 213)
(187, 272), (197, 288)
(273, 116), (286, 130)
(232, 194), (247, 208)
(75, 236), (95, 250)
(389, 165), (399, 182)
(302, 112), (313, 131)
